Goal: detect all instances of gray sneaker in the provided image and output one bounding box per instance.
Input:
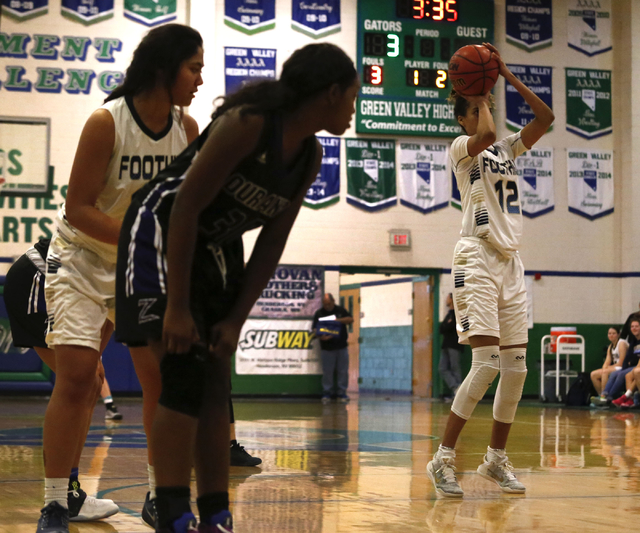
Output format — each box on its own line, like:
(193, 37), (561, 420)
(477, 455), (525, 493)
(427, 457), (464, 498)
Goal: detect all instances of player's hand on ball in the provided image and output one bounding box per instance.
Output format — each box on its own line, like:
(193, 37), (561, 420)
(482, 42), (509, 78)
(163, 306), (200, 354)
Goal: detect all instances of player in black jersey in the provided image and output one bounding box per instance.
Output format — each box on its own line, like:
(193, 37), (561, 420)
(4, 239), (119, 522)
(115, 43), (359, 533)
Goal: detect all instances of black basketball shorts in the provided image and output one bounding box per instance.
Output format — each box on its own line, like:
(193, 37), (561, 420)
(4, 254), (48, 349)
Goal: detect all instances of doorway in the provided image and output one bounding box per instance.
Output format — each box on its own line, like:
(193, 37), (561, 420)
(339, 268), (439, 397)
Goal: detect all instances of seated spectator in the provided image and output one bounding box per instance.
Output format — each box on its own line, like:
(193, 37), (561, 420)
(593, 319), (640, 405)
(619, 302), (640, 343)
(591, 326), (627, 397)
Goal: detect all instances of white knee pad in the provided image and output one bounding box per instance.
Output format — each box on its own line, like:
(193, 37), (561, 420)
(451, 345), (500, 420)
(493, 348), (527, 423)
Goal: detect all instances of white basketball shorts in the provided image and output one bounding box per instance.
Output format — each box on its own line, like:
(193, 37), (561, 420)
(452, 237), (528, 346)
(44, 230), (116, 351)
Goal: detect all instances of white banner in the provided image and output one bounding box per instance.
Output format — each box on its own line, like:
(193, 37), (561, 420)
(235, 319), (321, 375)
(567, 148), (613, 220)
(398, 142), (449, 214)
(567, 0), (611, 56)
(515, 147), (554, 218)
(249, 265), (324, 319)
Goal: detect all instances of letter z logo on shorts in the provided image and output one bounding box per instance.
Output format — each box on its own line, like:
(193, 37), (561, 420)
(138, 298), (160, 324)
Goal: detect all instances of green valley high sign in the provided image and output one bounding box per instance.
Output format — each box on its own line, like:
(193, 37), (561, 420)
(356, 0), (494, 137)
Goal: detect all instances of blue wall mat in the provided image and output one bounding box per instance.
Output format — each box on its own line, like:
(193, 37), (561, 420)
(359, 326), (413, 393)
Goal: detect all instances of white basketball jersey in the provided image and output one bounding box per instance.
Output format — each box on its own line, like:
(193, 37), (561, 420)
(450, 132), (528, 258)
(56, 95), (188, 263)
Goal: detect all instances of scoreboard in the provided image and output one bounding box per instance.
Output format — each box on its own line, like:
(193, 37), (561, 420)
(356, 0), (495, 137)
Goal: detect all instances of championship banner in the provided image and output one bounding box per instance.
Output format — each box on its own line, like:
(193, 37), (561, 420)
(506, 65), (552, 132)
(565, 68), (611, 139)
(450, 170), (461, 210)
(304, 136), (340, 209)
(398, 142), (449, 214)
(235, 319), (321, 375)
(292, 0), (341, 39)
(2, 0), (48, 21)
(515, 147), (554, 218)
(567, 148), (613, 220)
(124, 0), (177, 27)
(345, 138), (396, 212)
(250, 265), (324, 319)
(61, 0), (114, 25)
(567, 0), (611, 56)
(505, 0), (552, 52)
(225, 0), (275, 35)
(224, 47), (276, 95)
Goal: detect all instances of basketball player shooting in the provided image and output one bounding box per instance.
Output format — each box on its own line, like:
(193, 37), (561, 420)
(427, 42), (554, 498)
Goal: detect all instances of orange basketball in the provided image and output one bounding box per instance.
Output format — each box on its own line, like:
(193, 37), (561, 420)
(448, 45), (500, 97)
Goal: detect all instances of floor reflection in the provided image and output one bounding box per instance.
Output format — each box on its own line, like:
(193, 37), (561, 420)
(2, 397), (640, 532)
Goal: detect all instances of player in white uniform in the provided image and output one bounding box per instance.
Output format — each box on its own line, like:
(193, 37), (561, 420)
(427, 43), (554, 498)
(37, 25), (202, 533)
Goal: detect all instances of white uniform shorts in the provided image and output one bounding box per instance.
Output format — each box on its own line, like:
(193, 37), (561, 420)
(452, 237), (528, 346)
(44, 230), (116, 351)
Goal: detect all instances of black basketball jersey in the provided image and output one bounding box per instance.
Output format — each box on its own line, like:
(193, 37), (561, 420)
(131, 111), (317, 248)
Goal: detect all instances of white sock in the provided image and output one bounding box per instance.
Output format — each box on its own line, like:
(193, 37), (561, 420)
(435, 444), (456, 460)
(625, 390), (633, 398)
(44, 478), (69, 508)
(148, 464), (156, 500)
(487, 446), (506, 463)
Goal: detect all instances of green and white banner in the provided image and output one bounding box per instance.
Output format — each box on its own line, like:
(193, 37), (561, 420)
(567, 148), (613, 220)
(124, 0), (177, 26)
(345, 138), (396, 212)
(515, 147), (554, 218)
(565, 68), (611, 139)
(567, 0), (611, 56)
(398, 142), (449, 214)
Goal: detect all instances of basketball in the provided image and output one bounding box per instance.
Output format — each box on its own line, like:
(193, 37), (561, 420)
(448, 45), (500, 97)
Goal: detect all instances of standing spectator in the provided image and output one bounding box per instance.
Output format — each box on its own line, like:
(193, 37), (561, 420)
(313, 293), (354, 403)
(439, 293), (464, 397)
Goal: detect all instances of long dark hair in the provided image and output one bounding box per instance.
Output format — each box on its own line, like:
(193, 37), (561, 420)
(104, 24), (202, 103)
(212, 43), (356, 120)
(608, 325), (621, 351)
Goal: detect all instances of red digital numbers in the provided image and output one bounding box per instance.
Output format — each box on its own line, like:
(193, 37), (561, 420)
(364, 65), (383, 86)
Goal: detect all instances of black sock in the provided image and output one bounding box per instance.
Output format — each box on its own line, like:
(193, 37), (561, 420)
(68, 468), (79, 491)
(197, 492), (229, 525)
(155, 486), (191, 529)
(105, 401), (114, 410)
(230, 439), (238, 447)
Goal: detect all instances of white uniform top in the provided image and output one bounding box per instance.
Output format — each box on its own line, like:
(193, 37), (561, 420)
(450, 132), (528, 258)
(55, 95), (188, 264)
(612, 338), (629, 366)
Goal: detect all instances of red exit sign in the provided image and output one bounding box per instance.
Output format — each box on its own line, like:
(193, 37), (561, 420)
(389, 230), (411, 249)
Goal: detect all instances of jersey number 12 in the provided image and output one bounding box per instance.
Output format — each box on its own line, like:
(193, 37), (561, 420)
(494, 180), (520, 214)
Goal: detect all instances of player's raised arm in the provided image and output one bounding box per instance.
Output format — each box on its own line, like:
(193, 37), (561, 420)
(463, 93), (496, 158)
(483, 42), (554, 149)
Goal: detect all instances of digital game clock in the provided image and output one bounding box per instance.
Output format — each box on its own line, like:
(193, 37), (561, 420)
(356, 0), (495, 137)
